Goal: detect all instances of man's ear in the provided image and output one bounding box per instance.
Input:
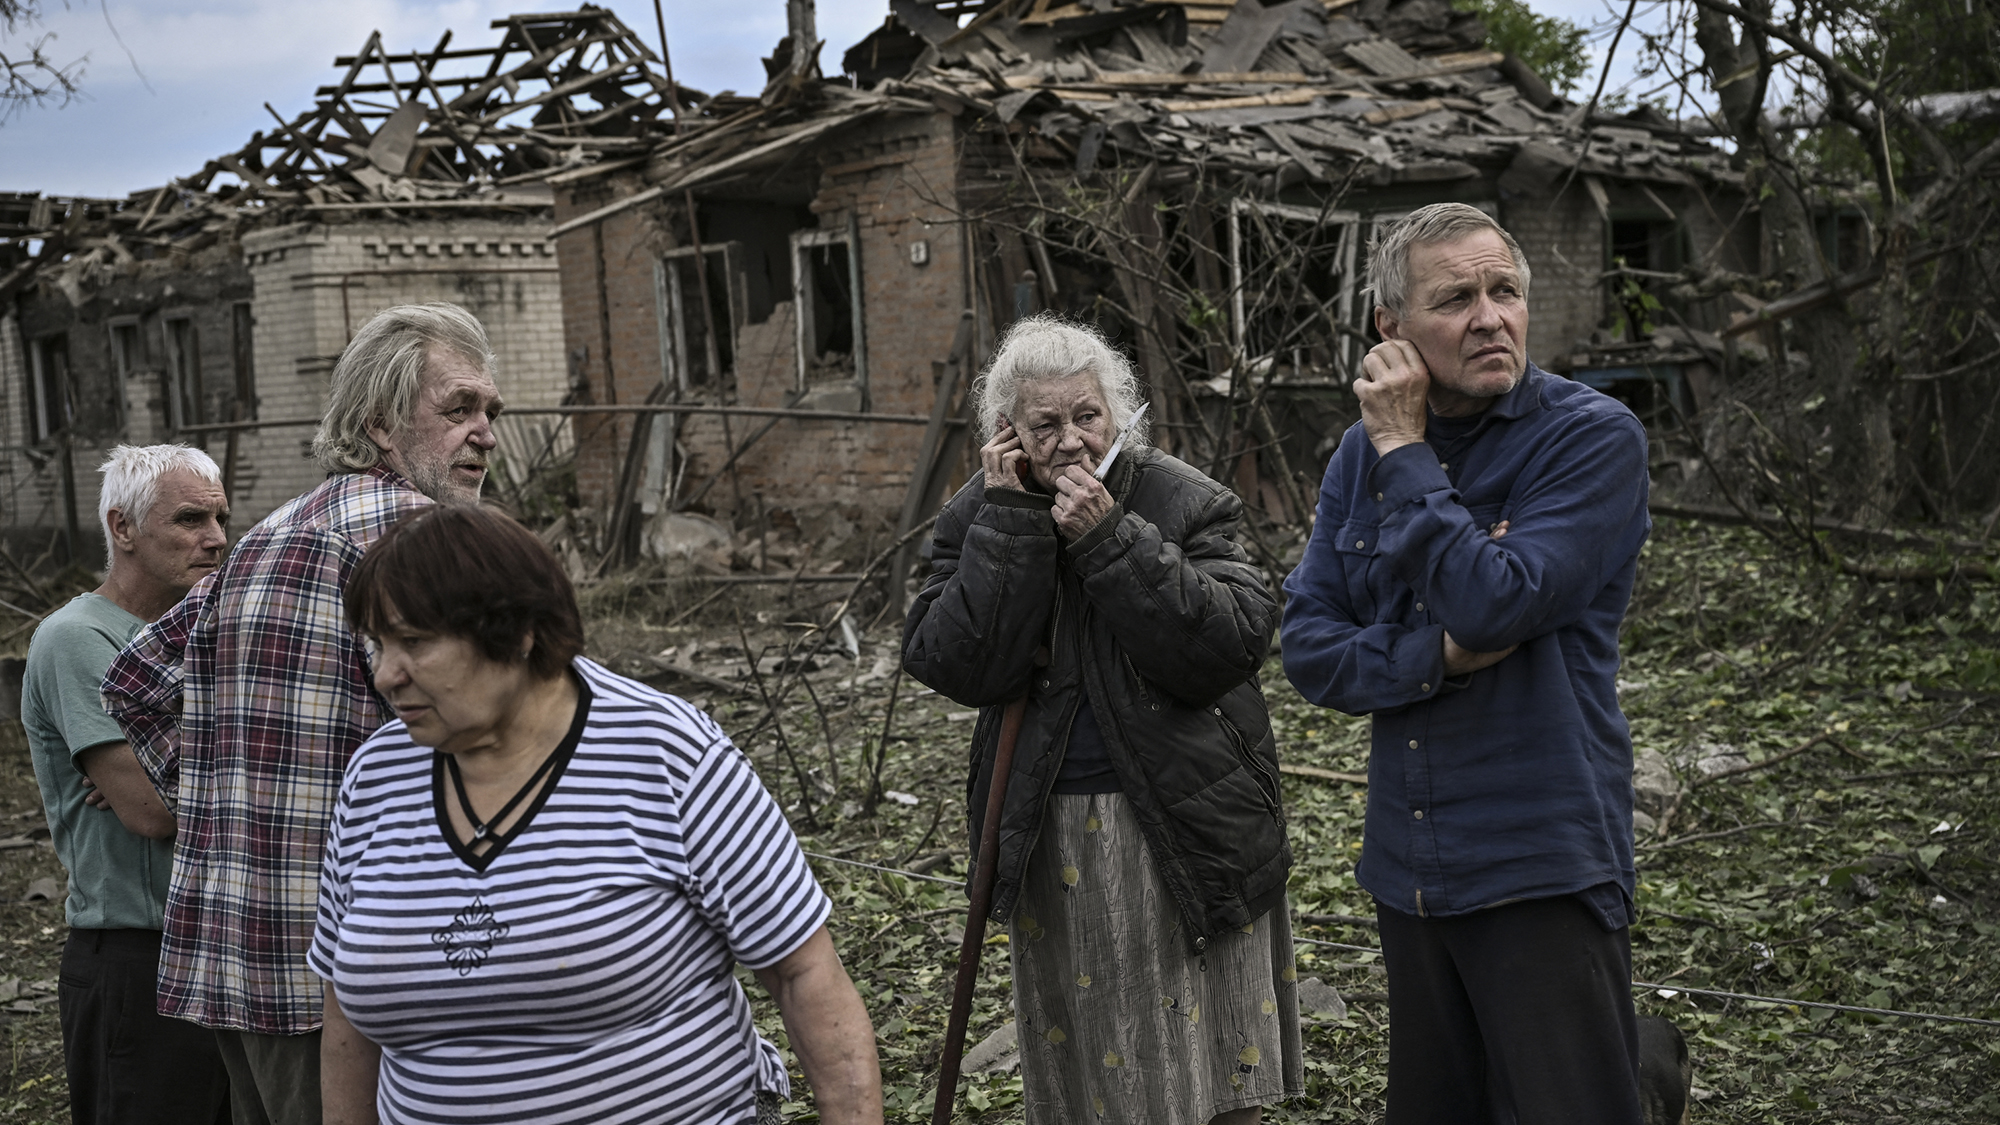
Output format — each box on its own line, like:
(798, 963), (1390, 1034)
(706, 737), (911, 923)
(105, 508), (138, 555)
(1374, 305), (1402, 342)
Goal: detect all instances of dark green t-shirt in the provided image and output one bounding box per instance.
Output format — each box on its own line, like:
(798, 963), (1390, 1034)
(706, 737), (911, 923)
(24, 593), (171, 930)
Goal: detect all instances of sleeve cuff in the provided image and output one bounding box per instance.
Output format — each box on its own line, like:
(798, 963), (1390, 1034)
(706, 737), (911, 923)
(984, 485), (1053, 511)
(1067, 503), (1126, 556)
(1368, 442), (1452, 508)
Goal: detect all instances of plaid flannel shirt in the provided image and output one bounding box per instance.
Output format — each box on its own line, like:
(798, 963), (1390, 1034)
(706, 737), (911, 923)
(104, 467), (430, 1035)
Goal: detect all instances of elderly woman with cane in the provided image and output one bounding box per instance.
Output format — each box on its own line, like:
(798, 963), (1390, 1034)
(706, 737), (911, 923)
(903, 314), (1300, 1124)
(312, 504), (881, 1125)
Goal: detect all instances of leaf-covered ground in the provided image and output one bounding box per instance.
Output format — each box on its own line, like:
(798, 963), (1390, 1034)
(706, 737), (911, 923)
(0, 517), (1992, 1122)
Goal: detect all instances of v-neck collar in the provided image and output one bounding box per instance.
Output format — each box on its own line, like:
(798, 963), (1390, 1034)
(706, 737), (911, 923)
(432, 672), (592, 873)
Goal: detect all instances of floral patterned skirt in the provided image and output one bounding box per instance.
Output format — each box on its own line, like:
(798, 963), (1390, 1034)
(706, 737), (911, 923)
(1008, 792), (1304, 1124)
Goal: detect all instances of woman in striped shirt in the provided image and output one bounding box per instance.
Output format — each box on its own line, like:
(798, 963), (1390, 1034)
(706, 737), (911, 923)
(311, 504), (882, 1125)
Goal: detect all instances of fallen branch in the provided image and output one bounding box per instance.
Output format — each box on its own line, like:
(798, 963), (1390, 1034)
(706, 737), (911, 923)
(1639, 816), (1828, 853)
(637, 655), (758, 697)
(1690, 729), (1838, 786)
(1298, 912), (1379, 929)
(1280, 763), (1368, 784)
(1647, 500), (1996, 556)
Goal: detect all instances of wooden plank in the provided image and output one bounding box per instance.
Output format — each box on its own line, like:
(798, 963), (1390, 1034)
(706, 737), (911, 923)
(1005, 70), (1314, 88)
(1159, 87), (1326, 112)
(1359, 97), (1444, 124)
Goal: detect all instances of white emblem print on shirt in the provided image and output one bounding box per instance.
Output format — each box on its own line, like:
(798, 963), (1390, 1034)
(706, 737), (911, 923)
(432, 895), (512, 975)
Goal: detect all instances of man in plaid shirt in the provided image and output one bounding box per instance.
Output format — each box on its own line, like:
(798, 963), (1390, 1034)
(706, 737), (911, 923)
(105, 303), (505, 1125)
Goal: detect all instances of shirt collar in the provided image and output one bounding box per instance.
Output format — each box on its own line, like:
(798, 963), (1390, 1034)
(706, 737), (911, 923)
(1483, 361), (1545, 422)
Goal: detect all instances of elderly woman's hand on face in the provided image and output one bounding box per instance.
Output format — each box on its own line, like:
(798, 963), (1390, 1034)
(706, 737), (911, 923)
(1051, 467), (1114, 542)
(980, 416), (1029, 489)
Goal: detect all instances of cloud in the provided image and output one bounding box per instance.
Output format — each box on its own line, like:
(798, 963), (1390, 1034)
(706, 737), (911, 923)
(2, 0), (891, 197)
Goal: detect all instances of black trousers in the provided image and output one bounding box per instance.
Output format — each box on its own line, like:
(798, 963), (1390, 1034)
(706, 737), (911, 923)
(58, 928), (231, 1125)
(1376, 895), (1642, 1125)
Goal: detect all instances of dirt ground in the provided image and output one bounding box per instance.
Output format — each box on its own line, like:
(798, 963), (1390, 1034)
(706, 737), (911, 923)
(0, 525), (1993, 1123)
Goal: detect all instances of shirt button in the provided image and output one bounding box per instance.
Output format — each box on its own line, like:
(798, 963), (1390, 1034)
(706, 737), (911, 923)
(1421, 683), (1431, 692)
(1374, 492), (1384, 502)
(1213, 707), (1223, 716)
(1354, 539), (1366, 549)
(1407, 739), (1419, 750)
(1439, 462), (1449, 470)
(1415, 602), (1424, 612)
(1041, 679), (1051, 689)
(1414, 810), (1425, 820)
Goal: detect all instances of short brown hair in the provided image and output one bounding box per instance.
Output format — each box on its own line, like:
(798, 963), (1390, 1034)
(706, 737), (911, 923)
(345, 504), (583, 681)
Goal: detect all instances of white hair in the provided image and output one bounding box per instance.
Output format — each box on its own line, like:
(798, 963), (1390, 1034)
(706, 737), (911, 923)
(1367, 203), (1533, 318)
(971, 314), (1149, 448)
(98, 444), (223, 567)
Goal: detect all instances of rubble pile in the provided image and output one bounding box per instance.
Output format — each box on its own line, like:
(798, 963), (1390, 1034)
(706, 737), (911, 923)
(630, 0), (1746, 204)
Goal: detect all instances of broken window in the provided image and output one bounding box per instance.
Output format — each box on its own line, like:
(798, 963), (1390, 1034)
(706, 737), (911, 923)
(1607, 215), (1684, 339)
(231, 301), (257, 422)
(1227, 198), (1363, 384)
(790, 223), (868, 404)
(163, 315), (203, 435)
(655, 243), (741, 393)
(27, 332), (70, 444)
(108, 318), (142, 435)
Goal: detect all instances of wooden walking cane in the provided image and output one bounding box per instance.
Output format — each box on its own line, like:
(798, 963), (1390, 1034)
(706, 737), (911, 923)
(929, 693), (1028, 1125)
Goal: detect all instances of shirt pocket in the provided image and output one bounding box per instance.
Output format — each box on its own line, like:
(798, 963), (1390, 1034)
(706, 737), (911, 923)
(1334, 518), (1382, 621)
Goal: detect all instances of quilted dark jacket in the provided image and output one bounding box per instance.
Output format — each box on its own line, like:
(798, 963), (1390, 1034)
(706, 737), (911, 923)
(902, 447), (1290, 952)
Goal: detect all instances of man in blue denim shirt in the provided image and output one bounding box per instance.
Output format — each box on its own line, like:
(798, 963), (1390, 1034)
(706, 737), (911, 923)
(1283, 204), (1650, 1124)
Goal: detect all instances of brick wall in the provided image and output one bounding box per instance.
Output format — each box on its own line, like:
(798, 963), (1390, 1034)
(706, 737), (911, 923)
(1501, 188), (1608, 367)
(557, 113), (973, 535)
(240, 216), (568, 525)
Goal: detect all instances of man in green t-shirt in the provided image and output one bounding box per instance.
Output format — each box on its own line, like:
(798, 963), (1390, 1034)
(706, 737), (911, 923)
(25, 444), (233, 1124)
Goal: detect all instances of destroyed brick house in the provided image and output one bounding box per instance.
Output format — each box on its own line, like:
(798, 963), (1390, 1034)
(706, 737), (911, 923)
(0, 8), (676, 560)
(552, 0), (1768, 567)
(3, 0), (1790, 574)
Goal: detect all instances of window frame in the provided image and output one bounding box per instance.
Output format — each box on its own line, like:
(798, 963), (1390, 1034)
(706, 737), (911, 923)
(788, 218), (869, 405)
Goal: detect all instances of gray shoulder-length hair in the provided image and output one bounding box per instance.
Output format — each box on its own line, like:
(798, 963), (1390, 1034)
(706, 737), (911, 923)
(312, 303), (496, 473)
(1366, 203), (1532, 318)
(971, 314), (1149, 447)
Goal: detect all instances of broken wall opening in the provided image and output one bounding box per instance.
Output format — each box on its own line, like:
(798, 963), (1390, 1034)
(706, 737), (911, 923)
(657, 244), (740, 392)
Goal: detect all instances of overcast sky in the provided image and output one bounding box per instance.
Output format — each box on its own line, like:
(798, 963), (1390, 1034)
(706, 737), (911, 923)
(1, 0), (1664, 199)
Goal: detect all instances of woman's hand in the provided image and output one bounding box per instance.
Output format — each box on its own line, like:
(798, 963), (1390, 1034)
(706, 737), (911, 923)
(1052, 466), (1114, 543)
(980, 417), (1028, 489)
(321, 984), (382, 1125)
(753, 926), (884, 1125)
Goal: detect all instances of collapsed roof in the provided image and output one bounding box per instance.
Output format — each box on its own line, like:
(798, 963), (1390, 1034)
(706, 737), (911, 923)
(2, 6), (688, 303)
(605, 0), (1744, 209)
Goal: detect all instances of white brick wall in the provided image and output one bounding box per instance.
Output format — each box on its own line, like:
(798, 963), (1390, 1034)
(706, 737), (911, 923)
(238, 216), (569, 524)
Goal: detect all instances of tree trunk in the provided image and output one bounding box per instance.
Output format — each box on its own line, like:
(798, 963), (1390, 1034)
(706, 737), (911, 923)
(1694, 3), (1893, 518)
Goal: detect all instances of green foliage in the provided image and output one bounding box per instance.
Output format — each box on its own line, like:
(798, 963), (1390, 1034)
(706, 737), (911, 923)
(1452, 0), (1589, 94)
(589, 521), (1999, 1122)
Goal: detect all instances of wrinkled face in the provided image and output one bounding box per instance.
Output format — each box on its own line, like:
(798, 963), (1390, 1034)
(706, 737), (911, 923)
(117, 468), (229, 598)
(1014, 373), (1114, 491)
(369, 348), (503, 503)
(364, 610), (532, 754)
(1376, 230), (1530, 412)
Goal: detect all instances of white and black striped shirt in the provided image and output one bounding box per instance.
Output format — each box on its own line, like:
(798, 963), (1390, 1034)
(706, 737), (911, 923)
(310, 659), (831, 1124)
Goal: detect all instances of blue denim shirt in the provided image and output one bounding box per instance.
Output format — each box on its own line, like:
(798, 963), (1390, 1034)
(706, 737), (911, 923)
(1282, 364), (1649, 921)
